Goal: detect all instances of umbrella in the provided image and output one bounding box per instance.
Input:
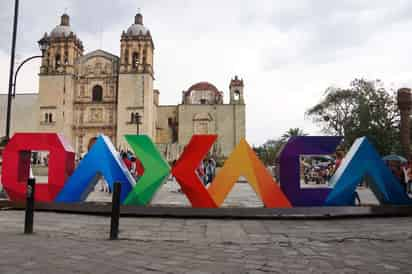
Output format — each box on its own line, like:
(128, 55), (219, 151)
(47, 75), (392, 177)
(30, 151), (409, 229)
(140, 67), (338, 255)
(382, 154), (407, 163)
(310, 155), (335, 162)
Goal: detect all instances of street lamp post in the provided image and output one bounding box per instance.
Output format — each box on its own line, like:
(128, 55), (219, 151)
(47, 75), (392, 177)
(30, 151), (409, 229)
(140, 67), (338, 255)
(5, 36), (49, 139)
(135, 113), (142, 135)
(5, 0), (20, 140)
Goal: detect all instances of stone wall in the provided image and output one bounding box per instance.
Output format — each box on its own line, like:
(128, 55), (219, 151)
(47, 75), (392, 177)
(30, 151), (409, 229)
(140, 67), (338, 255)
(38, 73), (75, 145)
(117, 73), (155, 149)
(156, 105), (178, 144)
(177, 104), (245, 157)
(0, 94), (39, 136)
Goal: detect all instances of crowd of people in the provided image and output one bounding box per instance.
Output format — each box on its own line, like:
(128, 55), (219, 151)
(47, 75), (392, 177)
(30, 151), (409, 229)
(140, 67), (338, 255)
(97, 150), (144, 193)
(30, 152), (49, 166)
(301, 151), (362, 204)
(301, 151), (344, 186)
(302, 164), (335, 185)
(102, 150), (218, 193)
(301, 149), (412, 203)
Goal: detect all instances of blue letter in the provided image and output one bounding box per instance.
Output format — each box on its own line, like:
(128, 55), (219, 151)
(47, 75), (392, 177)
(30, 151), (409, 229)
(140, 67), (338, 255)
(325, 137), (412, 206)
(55, 135), (135, 203)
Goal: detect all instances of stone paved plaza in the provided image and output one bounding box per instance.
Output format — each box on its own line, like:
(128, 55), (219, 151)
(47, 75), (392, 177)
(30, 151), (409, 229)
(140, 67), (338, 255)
(0, 211), (412, 273)
(1, 180), (409, 273)
(85, 179), (380, 207)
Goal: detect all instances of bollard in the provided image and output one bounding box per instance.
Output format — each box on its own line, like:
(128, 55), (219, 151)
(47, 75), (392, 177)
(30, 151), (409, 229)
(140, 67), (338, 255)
(110, 182), (121, 240)
(24, 177), (35, 234)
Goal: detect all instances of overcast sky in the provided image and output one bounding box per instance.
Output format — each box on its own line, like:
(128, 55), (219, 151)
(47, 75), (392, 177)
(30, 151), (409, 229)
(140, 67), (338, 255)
(1, 0), (412, 145)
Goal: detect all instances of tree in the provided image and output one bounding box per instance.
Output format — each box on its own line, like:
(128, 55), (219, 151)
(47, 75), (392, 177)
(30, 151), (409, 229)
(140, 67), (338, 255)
(306, 79), (401, 155)
(281, 128), (307, 142)
(254, 128), (307, 166)
(253, 138), (284, 166)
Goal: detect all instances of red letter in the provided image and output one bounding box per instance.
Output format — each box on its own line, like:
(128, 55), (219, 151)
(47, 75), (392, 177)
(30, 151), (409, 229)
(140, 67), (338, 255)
(172, 135), (218, 208)
(2, 133), (75, 202)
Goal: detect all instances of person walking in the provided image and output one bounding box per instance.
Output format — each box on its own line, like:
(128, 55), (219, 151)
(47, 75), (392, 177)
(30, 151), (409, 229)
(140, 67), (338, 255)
(408, 161), (412, 195)
(121, 152), (132, 171)
(334, 150), (344, 172)
(100, 178), (109, 193)
(354, 190), (361, 206)
(196, 160), (206, 186)
(205, 159), (214, 185)
(130, 156), (145, 181)
(402, 161), (412, 194)
(130, 157), (138, 180)
(209, 157), (217, 180)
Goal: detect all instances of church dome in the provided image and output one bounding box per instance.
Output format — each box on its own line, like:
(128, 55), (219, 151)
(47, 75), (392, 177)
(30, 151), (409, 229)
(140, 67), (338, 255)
(50, 25), (73, 37)
(183, 82), (223, 105)
(126, 13), (150, 36)
(126, 24), (149, 36)
(50, 14), (74, 38)
(187, 82), (220, 95)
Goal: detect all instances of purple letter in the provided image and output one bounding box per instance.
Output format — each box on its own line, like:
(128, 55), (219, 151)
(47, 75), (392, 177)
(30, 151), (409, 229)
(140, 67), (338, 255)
(279, 136), (342, 206)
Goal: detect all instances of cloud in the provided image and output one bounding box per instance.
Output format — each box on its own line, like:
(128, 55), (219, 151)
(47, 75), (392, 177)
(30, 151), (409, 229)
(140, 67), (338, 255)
(0, 1), (412, 145)
(256, 0), (412, 69)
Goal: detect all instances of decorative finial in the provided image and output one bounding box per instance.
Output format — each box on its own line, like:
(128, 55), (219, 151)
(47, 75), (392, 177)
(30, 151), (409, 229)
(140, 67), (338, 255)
(61, 12), (70, 26)
(135, 11), (143, 25)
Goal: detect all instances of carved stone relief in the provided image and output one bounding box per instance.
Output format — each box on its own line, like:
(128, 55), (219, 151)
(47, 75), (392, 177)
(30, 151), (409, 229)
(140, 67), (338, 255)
(86, 65), (92, 75)
(95, 62), (102, 75)
(104, 63), (111, 74)
(80, 85), (85, 97)
(90, 108), (103, 122)
(108, 110), (113, 123)
(109, 85), (114, 97)
(79, 110), (84, 123)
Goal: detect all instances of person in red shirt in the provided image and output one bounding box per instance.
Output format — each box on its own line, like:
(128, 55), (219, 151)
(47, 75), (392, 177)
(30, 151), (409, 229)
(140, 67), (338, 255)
(334, 150), (344, 172)
(135, 158), (144, 176)
(121, 152), (132, 171)
(130, 156), (144, 180)
(196, 161), (206, 185)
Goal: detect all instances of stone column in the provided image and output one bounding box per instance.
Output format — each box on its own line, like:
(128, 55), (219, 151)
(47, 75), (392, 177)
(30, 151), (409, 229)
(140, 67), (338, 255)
(397, 88), (412, 159)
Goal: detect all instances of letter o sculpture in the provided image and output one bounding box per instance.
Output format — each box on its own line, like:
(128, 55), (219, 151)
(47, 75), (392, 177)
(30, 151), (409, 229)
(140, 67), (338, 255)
(1, 133), (75, 202)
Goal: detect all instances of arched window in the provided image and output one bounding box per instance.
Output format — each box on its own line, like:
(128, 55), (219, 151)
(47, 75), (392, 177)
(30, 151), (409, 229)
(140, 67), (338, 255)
(46, 52), (50, 67)
(64, 50), (69, 65)
(132, 52), (139, 68)
(55, 54), (61, 67)
(92, 85), (103, 102)
(142, 49), (147, 64)
(124, 49), (129, 64)
(48, 113), (53, 123)
(234, 90), (240, 101)
(44, 113), (49, 122)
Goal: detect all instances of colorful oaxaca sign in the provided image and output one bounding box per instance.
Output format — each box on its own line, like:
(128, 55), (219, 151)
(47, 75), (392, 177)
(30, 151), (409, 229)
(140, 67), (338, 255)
(1, 133), (412, 207)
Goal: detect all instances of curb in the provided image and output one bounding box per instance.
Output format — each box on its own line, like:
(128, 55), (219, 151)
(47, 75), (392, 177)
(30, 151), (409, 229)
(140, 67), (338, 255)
(1, 201), (412, 220)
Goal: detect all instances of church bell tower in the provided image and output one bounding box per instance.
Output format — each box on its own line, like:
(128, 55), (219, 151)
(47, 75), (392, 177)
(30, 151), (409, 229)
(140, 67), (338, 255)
(229, 76), (245, 104)
(117, 12), (156, 148)
(38, 13), (83, 144)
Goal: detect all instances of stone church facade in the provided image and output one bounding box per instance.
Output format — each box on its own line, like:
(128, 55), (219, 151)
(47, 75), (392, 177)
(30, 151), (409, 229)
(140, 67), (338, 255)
(3, 13), (246, 160)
